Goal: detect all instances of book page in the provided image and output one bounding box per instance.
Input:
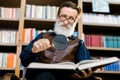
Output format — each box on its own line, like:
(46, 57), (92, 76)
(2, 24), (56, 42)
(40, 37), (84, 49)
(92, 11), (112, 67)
(77, 57), (119, 70)
(28, 62), (77, 70)
(55, 61), (75, 65)
(75, 59), (98, 68)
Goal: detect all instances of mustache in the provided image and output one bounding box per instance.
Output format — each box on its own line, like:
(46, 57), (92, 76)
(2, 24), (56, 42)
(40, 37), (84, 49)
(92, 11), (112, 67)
(56, 21), (72, 29)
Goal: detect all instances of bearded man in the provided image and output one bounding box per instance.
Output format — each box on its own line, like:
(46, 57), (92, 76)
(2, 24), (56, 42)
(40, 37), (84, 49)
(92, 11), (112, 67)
(20, 1), (99, 80)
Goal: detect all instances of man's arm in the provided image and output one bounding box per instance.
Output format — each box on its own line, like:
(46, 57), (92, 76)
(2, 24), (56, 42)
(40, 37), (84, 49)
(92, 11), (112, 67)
(20, 33), (43, 67)
(75, 40), (91, 63)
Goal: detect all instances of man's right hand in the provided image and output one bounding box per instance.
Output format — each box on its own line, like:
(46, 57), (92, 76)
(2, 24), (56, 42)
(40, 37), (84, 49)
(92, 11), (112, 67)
(32, 38), (51, 53)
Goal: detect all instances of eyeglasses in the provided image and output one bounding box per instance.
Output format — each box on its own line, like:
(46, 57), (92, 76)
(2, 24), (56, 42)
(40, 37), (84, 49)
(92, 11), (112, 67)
(58, 15), (75, 24)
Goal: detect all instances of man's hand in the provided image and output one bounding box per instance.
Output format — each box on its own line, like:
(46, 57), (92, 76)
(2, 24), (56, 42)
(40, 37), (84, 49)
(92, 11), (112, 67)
(32, 38), (51, 53)
(71, 68), (95, 79)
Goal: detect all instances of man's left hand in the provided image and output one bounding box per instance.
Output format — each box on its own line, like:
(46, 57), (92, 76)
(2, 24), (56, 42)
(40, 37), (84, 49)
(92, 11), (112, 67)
(71, 68), (95, 79)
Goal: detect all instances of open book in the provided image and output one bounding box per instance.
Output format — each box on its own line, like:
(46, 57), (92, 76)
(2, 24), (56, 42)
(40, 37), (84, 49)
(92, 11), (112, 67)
(27, 57), (119, 71)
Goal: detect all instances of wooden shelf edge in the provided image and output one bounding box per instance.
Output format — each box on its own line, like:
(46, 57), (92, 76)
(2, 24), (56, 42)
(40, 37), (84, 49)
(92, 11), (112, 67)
(0, 18), (19, 21)
(83, 22), (120, 27)
(94, 70), (120, 74)
(0, 43), (17, 46)
(87, 46), (120, 51)
(0, 68), (15, 70)
(25, 18), (56, 22)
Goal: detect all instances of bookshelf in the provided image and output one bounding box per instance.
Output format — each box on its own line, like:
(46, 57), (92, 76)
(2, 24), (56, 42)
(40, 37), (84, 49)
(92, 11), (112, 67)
(82, 0), (120, 80)
(1, 0), (120, 80)
(0, 0), (22, 78)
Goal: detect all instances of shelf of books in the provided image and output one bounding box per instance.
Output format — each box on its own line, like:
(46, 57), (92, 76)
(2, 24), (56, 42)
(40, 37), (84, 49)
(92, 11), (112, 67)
(1, 0), (120, 79)
(82, 0), (120, 75)
(21, 0), (120, 76)
(0, 0), (21, 78)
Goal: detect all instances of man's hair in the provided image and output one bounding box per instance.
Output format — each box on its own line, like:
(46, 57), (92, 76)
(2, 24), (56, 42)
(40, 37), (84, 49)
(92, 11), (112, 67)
(57, 1), (81, 16)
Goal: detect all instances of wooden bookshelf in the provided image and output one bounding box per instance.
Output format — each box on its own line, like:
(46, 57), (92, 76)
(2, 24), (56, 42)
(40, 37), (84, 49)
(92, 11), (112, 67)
(0, 0), (120, 79)
(82, 0), (120, 79)
(0, 0), (21, 78)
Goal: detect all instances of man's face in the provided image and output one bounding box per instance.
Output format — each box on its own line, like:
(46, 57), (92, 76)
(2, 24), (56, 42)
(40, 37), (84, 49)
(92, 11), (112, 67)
(54, 7), (78, 37)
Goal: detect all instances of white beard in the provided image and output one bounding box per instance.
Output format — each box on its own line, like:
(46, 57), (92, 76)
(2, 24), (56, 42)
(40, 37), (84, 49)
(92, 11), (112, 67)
(54, 20), (75, 37)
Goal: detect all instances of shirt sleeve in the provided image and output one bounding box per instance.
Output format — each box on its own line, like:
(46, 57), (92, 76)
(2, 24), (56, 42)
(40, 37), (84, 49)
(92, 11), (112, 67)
(19, 33), (43, 67)
(75, 40), (92, 63)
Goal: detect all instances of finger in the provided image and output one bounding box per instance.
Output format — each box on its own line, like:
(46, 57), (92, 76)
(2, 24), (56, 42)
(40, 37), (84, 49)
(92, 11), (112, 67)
(87, 68), (93, 77)
(46, 39), (51, 47)
(42, 40), (46, 49)
(41, 39), (51, 50)
(81, 70), (88, 78)
(38, 39), (50, 51)
(73, 73), (82, 78)
(32, 42), (42, 53)
(34, 42), (39, 48)
(38, 43), (44, 51)
(44, 39), (51, 48)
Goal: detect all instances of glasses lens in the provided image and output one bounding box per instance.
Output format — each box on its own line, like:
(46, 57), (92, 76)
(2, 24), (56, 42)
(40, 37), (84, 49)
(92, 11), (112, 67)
(59, 15), (75, 24)
(59, 15), (66, 21)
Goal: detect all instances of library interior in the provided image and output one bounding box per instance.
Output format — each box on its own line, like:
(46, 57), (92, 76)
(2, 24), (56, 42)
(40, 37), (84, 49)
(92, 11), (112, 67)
(0, 0), (120, 80)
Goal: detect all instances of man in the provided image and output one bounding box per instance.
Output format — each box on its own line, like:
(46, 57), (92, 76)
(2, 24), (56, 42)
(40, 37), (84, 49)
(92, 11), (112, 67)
(20, 1), (99, 80)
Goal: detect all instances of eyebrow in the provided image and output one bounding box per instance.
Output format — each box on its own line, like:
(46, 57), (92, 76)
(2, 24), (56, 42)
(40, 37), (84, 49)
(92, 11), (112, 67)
(60, 14), (75, 19)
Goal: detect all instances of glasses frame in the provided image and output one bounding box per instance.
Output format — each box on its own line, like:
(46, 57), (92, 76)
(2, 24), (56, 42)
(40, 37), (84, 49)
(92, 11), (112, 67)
(58, 15), (76, 24)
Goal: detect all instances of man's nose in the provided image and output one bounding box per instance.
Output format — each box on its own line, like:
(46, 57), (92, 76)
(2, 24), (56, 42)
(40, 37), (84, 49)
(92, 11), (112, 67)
(63, 19), (69, 25)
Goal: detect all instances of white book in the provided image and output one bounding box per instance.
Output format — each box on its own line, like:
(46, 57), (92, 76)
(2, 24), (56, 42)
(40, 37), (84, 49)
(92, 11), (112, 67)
(25, 4), (31, 18)
(10, 31), (16, 44)
(11, 8), (15, 19)
(46, 5), (51, 19)
(2, 31), (6, 43)
(27, 57), (119, 71)
(1, 7), (4, 18)
(51, 6), (57, 19)
(42, 6), (46, 19)
(117, 15), (120, 23)
(30, 5), (36, 18)
(0, 53), (3, 67)
(112, 15), (119, 24)
(15, 8), (20, 19)
(35, 6), (43, 19)
(0, 31), (2, 43)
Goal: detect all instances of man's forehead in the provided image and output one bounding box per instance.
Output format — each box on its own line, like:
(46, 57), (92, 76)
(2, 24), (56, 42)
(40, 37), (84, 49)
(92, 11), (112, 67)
(60, 7), (78, 17)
